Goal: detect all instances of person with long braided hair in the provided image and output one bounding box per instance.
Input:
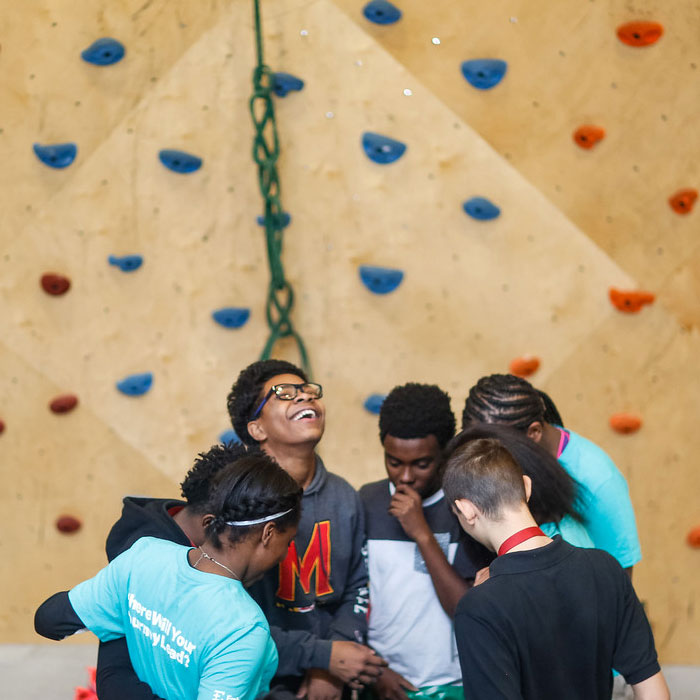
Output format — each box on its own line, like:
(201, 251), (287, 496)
(462, 374), (641, 574)
(35, 451), (302, 700)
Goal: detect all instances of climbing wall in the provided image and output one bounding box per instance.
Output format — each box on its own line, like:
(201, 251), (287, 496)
(1, 0), (698, 664)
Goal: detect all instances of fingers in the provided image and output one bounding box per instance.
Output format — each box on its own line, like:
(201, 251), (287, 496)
(296, 678), (309, 698)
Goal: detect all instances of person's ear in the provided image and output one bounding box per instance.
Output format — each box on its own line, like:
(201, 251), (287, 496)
(261, 521), (276, 547)
(454, 498), (479, 525)
(522, 475), (532, 502)
(247, 419), (267, 443)
(526, 421), (543, 443)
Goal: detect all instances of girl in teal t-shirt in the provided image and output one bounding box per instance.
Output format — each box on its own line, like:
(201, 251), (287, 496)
(35, 452), (302, 700)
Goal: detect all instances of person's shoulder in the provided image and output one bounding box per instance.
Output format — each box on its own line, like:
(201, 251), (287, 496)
(455, 580), (501, 619)
(322, 470), (362, 498)
(359, 479), (389, 502)
(565, 430), (616, 464)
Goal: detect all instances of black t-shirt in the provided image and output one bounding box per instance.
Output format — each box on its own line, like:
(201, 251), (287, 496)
(454, 537), (660, 700)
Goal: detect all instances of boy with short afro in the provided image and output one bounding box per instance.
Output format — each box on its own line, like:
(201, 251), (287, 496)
(360, 383), (488, 700)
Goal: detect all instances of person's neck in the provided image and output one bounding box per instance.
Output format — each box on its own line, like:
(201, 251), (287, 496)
(187, 539), (254, 585)
(262, 442), (318, 489)
(172, 507), (206, 546)
(488, 505), (552, 554)
(540, 422), (563, 458)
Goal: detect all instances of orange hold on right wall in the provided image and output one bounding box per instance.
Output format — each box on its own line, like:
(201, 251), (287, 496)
(609, 287), (655, 313)
(617, 21), (664, 47)
(609, 413), (643, 434)
(573, 125), (605, 150)
(669, 188), (698, 215)
(687, 527), (700, 549)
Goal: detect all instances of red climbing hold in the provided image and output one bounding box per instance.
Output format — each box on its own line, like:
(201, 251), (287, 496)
(617, 21), (664, 47)
(41, 273), (71, 295)
(509, 356), (540, 378)
(609, 413), (642, 434)
(668, 188), (698, 215)
(0, 419), (5, 434)
(49, 394), (79, 414)
(609, 287), (655, 313)
(56, 514), (82, 534)
(573, 125), (605, 150)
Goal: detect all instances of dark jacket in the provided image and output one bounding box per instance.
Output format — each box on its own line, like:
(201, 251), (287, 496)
(248, 456), (369, 678)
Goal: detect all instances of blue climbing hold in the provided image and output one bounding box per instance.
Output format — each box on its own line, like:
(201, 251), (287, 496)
(212, 307), (251, 329)
(463, 197), (501, 221)
(116, 372), (153, 396)
(81, 38), (126, 66)
(363, 0), (402, 25)
(257, 212), (291, 229)
(108, 255), (143, 272)
(359, 265), (404, 294)
(364, 394), (387, 414)
(362, 132), (406, 164)
(460, 59), (508, 90)
(272, 73), (305, 97)
(158, 149), (202, 174)
(33, 143), (77, 169)
(219, 429), (242, 446)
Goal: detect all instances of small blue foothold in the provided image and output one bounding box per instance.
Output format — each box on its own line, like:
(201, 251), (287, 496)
(363, 0), (402, 25)
(33, 143), (77, 169)
(116, 372), (153, 396)
(257, 212), (291, 229)
(272, 73), (305, 97)
(362, 132), (406, 164)
(212, 307), (251, 329)
(219, 429), (242, 446)
(359, 265), (404, 294)
(158, 149), (202, 174)
(364, 394), (387, 414)
(461, 59), (508, 90)
(463, 197), (501, 221)
(108, 255), (143, 272)
(81, 38), (126, 66)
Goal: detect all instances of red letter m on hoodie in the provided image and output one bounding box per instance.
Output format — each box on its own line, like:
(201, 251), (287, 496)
(277, 521), (333, 601)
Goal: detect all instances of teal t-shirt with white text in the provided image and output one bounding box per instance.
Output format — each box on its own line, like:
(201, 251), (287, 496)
(69, 537), (277, 700)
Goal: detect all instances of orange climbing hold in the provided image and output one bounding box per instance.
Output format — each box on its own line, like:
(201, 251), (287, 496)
(687, 527), (700, 549)
(573, 125), (605, 150)
(609, 413), (643, 434)
(509, 356), (540, 378)
(49, 394), (79, 414)
(609, 287), (655, 313)
(617, 21), (664, 47)
(668, 188), (698, 215)
(56, 514), (82, 534)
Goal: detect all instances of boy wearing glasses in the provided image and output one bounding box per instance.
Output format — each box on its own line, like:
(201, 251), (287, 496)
(228, 359), (384, 700)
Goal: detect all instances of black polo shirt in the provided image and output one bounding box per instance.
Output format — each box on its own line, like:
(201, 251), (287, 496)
(454, 537), (660, 699)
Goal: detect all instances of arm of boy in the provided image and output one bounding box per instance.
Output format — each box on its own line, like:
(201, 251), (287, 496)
(389, 485), (470, 617)
(631, 672), (670, 700)
(96, 639), (165, 700)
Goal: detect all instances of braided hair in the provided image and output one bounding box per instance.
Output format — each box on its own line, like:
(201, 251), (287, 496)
(379, 383), (456, 448)
(446, 423), (584, 525)
(227, 359), (308, 446)
(204, 452), (302, 549)
(462, 374), (564, 431)
(180, 443), (250, 513)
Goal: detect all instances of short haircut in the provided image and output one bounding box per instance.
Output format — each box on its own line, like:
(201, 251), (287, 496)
(180, 442), (250, 513)
(379, 383), (456, 448)
(446, 423), (583, 524)
(462, 374), (564, 431)
(443, 438), (526, 520)
(227, 359), (308, 446)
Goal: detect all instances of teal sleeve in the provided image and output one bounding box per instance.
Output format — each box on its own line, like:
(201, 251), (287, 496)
(197, 624), (277, 700)
(584, 472), (641, 568)
(68, 546), (134, 642)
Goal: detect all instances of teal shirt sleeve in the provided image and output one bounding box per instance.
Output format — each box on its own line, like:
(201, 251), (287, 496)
(198, 623), (277, 700)
(68, 543), (136, 642)
(583, 471), (641, 568)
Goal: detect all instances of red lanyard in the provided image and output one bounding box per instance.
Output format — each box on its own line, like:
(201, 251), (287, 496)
(498, 526), (546, 556)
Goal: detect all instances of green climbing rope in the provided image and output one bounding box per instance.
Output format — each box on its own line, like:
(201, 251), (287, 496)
(250, 0), (310, 375)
